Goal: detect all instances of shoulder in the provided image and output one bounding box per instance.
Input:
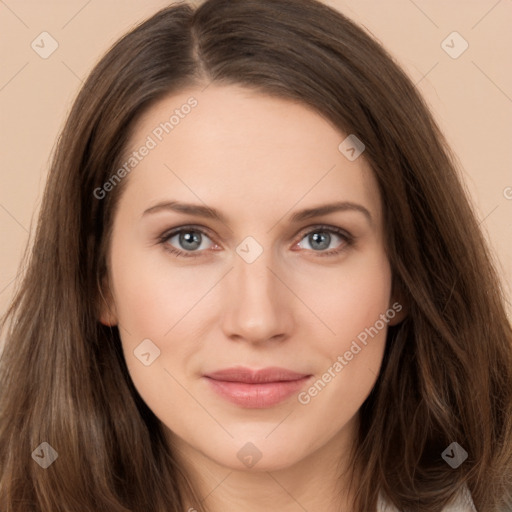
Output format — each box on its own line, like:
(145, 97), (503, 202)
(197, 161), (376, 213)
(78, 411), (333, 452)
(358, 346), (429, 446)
(377, 486), (477, 512)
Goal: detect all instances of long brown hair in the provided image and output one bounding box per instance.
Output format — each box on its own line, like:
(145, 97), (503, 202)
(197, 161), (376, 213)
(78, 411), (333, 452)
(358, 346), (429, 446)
(1, 0), (511, 510)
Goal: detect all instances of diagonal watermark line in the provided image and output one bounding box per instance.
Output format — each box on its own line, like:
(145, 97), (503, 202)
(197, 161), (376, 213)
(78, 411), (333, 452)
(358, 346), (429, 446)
(0, 62), (29, 92)
(163, 267), (234, 337)
(201, 80), (213, 93)
(197, 470), (233, 505)
(0, 1), (29, 28)
(163, 367), (234, 438)
(61, 60), (84, 84)
(61, 0), (92, 29)
(267, 164), (336, 233)
(0, 273), (18, 296)
(265, 472), (311, 511)
(415, 61), (439, 87)
(61, 60), (105, 107)
(407, 0), (439, 28)
(0, 203), (29, 233)
(164, 163), (234, 234)
(471, 0), (502, 29)
(115, 320), (133, 338)
(367, 366), (377, 378)
(265, 409), (295, 439)
(472, 61), (512, 104)
(266, 266), (336, 335)
(478, 204), (499, 226)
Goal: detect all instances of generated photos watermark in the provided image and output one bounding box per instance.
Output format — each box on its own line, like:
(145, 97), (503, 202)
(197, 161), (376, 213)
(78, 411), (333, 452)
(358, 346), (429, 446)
(93, 96), (198, 200)
(298, 301), (402, 405)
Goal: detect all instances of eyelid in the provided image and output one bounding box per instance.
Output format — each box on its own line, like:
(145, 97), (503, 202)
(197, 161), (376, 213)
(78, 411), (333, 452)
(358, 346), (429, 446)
(295, 224), (351, 241)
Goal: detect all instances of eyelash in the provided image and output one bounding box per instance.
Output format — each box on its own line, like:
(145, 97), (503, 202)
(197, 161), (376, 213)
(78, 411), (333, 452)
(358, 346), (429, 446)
(157, 224), (354, 259)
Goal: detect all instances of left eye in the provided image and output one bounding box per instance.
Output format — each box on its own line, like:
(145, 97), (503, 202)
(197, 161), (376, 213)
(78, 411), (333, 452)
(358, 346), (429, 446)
(295, 227), (350, 254)
(159, 225), (352, 258)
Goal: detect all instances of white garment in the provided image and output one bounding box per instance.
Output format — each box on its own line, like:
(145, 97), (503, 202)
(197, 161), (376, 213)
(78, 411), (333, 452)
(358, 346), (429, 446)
(377, 485), (478, 512)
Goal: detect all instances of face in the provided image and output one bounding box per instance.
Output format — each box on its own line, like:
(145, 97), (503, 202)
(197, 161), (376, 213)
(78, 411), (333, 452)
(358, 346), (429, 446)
(100, 84), (403, 477)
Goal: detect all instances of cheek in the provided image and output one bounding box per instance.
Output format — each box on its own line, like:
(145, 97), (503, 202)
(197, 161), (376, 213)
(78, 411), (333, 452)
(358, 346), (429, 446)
(108, 244), (220, 397)
(108, 249), (206, 416)
(298, 259), (391, 426)
(301, 248), (393, 350)
(110, 242), (212, 337)
(296, 250), (392, 406)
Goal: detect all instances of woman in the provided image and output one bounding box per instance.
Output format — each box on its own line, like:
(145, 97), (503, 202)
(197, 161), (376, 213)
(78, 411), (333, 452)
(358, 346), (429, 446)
(1, 0), (511, 511)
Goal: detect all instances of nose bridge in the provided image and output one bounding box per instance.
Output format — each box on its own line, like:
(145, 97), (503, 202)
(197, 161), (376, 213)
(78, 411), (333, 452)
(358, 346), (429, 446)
(221, 240), (291, 342)
(233, 243), (280, 308)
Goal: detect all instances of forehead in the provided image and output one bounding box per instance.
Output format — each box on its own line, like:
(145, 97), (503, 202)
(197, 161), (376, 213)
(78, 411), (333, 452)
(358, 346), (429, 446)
(117, 84), (381, 226)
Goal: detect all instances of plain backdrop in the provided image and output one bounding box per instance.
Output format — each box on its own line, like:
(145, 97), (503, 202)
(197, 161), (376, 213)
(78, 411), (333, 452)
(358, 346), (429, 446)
(1, 0), (511, 324)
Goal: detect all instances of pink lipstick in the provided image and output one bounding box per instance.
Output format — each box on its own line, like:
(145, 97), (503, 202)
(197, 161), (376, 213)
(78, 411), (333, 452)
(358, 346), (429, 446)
(203, 366), (312, 408)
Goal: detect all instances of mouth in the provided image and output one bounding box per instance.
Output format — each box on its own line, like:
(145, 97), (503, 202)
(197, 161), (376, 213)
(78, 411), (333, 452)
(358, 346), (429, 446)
(203, 366), (313, 408)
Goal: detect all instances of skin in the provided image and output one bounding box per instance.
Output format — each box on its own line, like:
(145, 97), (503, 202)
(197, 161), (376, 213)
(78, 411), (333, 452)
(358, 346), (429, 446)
(100, 84), (405, 512)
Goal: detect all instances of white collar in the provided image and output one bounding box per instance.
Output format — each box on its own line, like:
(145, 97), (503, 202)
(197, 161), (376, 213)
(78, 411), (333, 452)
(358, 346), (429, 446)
(377, 486), (477, 512)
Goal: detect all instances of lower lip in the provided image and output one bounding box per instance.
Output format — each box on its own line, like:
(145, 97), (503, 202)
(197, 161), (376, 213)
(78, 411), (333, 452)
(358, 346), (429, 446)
(203, 376), (312, 408)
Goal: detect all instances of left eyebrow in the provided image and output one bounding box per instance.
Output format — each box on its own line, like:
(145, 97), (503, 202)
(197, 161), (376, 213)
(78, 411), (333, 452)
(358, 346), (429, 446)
(141, 200), (372, 226)
(288, 201), (372, 226)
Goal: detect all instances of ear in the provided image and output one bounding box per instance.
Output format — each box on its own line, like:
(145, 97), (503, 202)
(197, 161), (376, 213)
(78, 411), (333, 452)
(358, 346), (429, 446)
(98, 276), (118, 326)
(387, 280), (408, 326)
(387, 299), (407, 326)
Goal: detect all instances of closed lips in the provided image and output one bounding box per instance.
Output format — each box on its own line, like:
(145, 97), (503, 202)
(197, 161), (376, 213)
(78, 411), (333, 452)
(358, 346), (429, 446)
(204, 366), (311, 383)
(203, 367), (313, 408)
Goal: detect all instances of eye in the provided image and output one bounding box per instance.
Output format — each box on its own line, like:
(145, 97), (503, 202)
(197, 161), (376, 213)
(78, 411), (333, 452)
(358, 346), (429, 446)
(158, 224), (353, 258)
(293, 225), (353, 257)
(158, 226), (216, 258)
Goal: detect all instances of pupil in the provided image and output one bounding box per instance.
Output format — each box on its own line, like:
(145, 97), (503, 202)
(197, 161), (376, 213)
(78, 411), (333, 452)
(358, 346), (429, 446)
(180, 231), (201, 250)
(310, 232), (330, 250)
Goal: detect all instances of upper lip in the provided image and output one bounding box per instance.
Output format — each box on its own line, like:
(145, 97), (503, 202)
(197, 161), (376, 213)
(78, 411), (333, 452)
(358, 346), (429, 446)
(204, 366), (311, 384)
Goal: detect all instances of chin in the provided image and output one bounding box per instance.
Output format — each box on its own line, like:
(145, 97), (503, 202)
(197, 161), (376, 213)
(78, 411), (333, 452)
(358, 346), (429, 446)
(198, 433), (311, 473)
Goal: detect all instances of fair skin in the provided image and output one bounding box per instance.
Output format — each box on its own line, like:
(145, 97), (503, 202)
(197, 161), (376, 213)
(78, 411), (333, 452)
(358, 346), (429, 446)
(100, 84), (405, 512)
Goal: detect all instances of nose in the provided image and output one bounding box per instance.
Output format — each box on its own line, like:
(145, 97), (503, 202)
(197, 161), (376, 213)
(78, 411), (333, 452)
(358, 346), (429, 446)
(221, 249), (294, 345)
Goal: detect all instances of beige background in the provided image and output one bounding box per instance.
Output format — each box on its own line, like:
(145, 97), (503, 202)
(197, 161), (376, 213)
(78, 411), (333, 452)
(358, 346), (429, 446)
(1, 0), (511, 320)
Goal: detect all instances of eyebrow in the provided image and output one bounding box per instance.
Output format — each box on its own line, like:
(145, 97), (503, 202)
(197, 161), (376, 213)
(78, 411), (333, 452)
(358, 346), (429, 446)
(142, 200), (372, 225)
